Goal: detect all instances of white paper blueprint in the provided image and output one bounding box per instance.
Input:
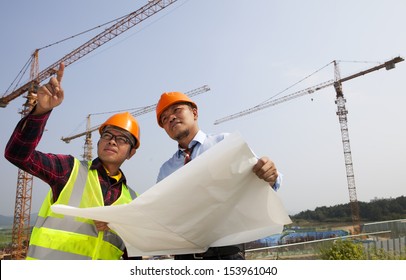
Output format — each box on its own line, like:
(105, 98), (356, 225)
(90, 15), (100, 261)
(52, 132), (292, 256)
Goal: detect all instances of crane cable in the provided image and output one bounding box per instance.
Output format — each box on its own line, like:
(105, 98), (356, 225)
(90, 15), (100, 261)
(260, 61), (334, 105)
(3, 55), (34, 97)
(259, 59), (383, 106)
(2, 12), (130, 98)
(3, 0), (191, 99)
(36, 14), (130, 51)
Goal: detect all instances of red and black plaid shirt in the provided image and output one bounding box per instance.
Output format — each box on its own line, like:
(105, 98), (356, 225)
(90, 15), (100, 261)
(4, 110), (127, 206)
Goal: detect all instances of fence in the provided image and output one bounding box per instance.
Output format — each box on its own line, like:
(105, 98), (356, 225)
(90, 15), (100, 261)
(246, 219), (406, 260)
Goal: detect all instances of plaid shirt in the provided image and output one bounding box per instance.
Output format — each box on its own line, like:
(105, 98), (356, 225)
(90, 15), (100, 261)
(4, 110), (128, 206)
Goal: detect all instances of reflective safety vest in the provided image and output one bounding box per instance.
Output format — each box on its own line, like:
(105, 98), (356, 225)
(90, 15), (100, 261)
(27, 159), (137, 260)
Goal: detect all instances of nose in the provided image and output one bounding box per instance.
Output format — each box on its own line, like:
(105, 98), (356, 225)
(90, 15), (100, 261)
(168, 113), (177, 124)
(106, 138), (117, 146)
(106, 135), (120, 145)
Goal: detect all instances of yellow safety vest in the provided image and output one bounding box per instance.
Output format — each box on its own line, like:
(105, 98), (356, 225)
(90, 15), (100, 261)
(27, 159), (136, 260)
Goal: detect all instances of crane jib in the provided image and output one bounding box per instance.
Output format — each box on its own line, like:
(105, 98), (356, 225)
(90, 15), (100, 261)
(0, 0), (179, 109)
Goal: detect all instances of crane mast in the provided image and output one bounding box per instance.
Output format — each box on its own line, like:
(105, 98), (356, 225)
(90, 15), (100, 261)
(214, 56), (404, 232)
(333, 61), (360, 233)
(2, 0), (179, 259)
(10, 50), (39, 259)
(82, 114), (93, 161)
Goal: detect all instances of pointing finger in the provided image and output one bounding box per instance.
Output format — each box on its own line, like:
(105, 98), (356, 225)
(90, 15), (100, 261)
(56, 62), (65, 83)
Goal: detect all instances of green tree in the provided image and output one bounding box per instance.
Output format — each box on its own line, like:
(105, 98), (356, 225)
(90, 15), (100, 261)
(319, 239), (365, 260)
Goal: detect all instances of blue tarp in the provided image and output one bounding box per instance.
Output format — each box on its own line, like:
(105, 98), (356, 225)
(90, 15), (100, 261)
(250, 230), (349, 247)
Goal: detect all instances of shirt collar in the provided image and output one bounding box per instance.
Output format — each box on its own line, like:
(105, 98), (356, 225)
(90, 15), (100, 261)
(91, 157), (125, 183)
(91, 158), (103, 170)
(177, 130), (206, 157)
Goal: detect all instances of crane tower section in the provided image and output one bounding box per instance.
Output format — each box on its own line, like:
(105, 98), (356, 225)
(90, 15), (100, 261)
(334, 61), (360, 233)
(10, 50), (39, 259)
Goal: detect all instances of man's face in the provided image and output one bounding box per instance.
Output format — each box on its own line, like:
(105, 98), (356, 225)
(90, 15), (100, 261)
(160, 103), (197, 141)
(97, 128), (134, 166)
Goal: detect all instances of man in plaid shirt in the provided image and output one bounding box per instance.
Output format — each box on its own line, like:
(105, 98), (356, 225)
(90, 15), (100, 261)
(5, 63), (141, 260)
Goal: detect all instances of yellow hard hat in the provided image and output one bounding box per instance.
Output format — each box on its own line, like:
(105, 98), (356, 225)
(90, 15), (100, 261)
(99, 112), (140, 149)
(156, 92), (197, 127)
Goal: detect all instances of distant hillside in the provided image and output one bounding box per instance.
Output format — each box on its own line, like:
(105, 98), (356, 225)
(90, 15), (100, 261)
(291, 196), (406, 223)
(0, 214), (38, 227)
(0, 215), (13, 227)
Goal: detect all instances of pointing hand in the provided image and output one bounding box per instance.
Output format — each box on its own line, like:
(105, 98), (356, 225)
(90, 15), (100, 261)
(34, 62), (65, 115)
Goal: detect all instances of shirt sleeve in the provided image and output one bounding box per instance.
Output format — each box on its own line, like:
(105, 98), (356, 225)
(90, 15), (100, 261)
(4, 110), (74, 200)
(272, 172), (283, 191)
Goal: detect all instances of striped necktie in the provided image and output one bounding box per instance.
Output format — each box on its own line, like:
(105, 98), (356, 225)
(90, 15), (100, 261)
(183, 143), (197, 165)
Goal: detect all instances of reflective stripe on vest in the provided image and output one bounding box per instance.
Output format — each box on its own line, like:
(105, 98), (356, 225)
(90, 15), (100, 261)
(27, 159), (136, 260)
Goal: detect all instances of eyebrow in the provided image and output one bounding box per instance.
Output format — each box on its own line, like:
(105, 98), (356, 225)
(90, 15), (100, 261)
(104, 129), (126, 136)
(166, 103), (190, 113)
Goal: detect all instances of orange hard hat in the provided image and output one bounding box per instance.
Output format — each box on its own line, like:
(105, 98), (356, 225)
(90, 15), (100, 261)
(156, 92), (197, 127)
(99, 112), (140, 149)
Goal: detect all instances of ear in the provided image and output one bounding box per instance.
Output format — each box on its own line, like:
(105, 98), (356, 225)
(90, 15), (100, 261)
(192, 107), (198, 121)
(127, 147), (137, 160)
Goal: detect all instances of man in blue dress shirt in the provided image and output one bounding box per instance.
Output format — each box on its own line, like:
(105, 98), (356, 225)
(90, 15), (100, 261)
(155, 92), (282, 260)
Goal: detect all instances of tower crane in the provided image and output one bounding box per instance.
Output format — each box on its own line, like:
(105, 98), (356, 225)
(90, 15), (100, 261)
(61, 85), (211, 160)
(214, 56), (404, 233)
(1, 0), (178, 259)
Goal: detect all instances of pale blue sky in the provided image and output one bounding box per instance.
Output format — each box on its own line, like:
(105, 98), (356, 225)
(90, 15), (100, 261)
(1, 0), (405, 217)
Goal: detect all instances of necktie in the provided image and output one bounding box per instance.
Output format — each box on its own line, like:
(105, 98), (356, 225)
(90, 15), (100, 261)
(183, 143), (196, 165)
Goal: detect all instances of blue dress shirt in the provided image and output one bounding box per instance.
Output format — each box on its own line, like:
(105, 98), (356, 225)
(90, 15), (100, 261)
(157, 130), (281, 190)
